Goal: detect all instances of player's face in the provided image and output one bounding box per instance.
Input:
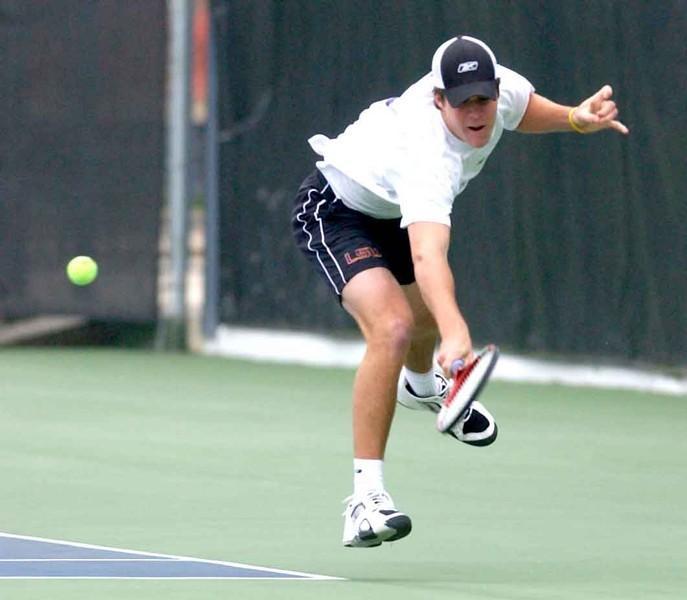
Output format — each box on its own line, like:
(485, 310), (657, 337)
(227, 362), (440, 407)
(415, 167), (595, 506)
(436, 94), (498, 148)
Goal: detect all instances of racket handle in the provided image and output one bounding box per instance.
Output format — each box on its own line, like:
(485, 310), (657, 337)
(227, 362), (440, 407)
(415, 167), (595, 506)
(450, 358), (465, 375)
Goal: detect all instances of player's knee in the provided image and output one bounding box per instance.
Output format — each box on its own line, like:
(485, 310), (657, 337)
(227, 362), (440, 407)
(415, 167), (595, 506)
(371, 313), (414, 357)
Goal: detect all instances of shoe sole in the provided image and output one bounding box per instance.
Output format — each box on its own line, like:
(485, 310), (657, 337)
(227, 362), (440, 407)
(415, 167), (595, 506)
(343, 514), (412, 548)
(384, 514), (412, 541)
(401, 397), (499, 447)
(447, 422), (498, 446)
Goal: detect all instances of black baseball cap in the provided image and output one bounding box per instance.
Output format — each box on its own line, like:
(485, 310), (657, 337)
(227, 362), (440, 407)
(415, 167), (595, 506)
(431, 36), (500, 107)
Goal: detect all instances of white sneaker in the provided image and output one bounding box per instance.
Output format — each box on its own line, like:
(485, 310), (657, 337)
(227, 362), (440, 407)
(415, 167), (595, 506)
(397, 371), (498, 446)
(396, 372), (447, 412)
(342, 490), (412, 548)
(446, 400), (498, 446)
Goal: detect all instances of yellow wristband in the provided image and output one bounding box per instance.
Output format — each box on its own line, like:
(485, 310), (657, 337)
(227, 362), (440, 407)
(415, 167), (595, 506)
(568, 108), (586, 134)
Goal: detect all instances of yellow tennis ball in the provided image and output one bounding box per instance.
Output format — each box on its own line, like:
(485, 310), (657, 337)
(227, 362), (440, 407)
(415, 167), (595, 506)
(66, 256), (98, 286)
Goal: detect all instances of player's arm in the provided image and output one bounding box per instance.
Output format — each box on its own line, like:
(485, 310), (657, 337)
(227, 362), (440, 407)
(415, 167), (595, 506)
(517, 85), (629, 135)
(407, 221), (474, 375)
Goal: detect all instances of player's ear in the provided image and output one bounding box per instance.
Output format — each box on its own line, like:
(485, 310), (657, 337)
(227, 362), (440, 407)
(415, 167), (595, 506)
(433, 88), (445, 109)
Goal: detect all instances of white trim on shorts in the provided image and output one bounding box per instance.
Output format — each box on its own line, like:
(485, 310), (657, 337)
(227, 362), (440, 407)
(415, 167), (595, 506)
(295, 183), (347, 295)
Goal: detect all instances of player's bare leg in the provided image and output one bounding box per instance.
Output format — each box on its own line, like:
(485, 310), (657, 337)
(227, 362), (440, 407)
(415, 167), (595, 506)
(342, 267), (414, 459)
(341, 266), (413, 547)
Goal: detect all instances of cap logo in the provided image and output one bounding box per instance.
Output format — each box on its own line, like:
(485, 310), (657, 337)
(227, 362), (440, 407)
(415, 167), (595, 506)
(457, 61), (479, 73)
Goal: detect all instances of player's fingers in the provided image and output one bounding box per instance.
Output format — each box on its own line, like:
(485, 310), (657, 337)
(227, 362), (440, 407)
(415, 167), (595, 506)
(596, 100), (617, 120)
(440, 360), (454, 378)
(437, 353), (451, 376)
(608, 119), (630, 135)
(588, 84), (613, 113)
(439, 350), (475, 376)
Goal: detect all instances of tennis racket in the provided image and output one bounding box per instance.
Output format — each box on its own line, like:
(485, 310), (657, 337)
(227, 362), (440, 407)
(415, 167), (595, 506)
(436, 344), (500, 433)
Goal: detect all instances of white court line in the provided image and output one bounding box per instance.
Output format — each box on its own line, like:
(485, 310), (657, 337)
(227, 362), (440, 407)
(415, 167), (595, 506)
(0, 577), (334, 580)
(0, 559), (176, 562)
(205, 325), (687, 396)
(0, 532), (343, 580)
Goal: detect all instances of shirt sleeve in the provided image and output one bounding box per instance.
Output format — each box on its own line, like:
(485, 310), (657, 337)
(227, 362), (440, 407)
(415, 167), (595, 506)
(496, 65), (535, 131)
(399, 197), (452, 228)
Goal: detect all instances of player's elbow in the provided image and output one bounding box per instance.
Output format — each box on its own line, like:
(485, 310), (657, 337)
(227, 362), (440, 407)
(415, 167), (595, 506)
(411, 252), (450, 288)
(411, 245), (446, 269)
(411, 248), (429, 266)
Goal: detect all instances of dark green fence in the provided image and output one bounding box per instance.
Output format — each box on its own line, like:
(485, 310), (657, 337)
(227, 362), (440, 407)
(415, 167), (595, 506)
(213, 0), (686, 365)
(1, 1), (166, 321)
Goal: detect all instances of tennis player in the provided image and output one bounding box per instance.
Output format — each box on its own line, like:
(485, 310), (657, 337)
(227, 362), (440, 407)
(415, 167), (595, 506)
(291, 35), (628, 548)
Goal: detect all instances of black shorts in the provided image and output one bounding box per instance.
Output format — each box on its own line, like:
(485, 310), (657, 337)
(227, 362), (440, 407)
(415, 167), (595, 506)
(291, 170), (415, 296)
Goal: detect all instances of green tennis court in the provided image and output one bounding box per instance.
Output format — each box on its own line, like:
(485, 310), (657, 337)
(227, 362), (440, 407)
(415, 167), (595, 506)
(1, 348), (685, 599)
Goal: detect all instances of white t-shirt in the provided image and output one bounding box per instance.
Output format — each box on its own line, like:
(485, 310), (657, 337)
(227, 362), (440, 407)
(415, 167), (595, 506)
(308, 65), (534, 228)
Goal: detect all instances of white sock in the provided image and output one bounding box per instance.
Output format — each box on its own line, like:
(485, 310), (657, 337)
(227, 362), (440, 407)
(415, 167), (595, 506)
(403, 367), (438, 397)
(353, 458), (384, 496)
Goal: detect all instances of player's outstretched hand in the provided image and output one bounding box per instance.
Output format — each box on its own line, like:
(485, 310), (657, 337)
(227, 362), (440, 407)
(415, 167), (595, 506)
(570, 85), (629, 135)
(437, 338), (474, 378)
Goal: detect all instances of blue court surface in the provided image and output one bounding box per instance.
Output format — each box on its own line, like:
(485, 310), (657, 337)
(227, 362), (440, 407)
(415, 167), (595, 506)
(0, 533), (341, 580)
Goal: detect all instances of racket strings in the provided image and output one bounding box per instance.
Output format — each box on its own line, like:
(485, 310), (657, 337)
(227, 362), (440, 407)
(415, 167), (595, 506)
(443, 356), (480, 408)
